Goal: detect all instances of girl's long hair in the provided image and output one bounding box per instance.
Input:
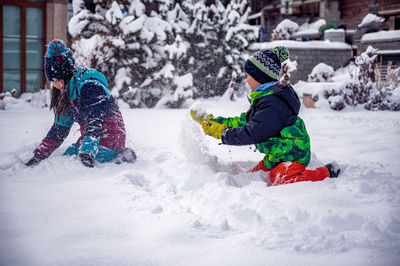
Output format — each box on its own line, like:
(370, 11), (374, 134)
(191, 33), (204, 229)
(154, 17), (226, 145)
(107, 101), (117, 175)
(50, 80), (70, 120)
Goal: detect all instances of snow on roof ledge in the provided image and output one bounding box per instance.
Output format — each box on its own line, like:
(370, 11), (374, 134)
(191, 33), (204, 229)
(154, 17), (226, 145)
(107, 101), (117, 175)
(358, 13), (385, 27)
(249, 40), (351, 51)
(361, 30), (400, 42)
(248, 12), (261, 20)
(377, 49), (400, 55)
(292, 28), (319, 37)
(325, 28), (345, 33)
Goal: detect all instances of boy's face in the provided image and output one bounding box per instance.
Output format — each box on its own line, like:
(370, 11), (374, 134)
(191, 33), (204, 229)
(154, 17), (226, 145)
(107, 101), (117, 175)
(246, 74), (261, 92)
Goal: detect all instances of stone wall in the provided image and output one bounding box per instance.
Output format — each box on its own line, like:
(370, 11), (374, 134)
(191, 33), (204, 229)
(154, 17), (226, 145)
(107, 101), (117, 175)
(249, 41), (352, 83)
(360, 38), (400, 52)
(288, 47), (352, 82)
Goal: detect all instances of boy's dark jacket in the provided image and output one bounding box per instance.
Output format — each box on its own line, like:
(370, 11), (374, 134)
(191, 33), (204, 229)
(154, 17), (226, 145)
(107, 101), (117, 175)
(213, 82), (310, 169)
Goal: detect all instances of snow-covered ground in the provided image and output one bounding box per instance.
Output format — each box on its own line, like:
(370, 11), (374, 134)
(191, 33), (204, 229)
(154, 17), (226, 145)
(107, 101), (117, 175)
(1, 97), (400, 266)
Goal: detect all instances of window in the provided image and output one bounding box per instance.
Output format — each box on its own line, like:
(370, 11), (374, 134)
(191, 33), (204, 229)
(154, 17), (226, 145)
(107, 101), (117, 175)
(26, 7), (44, 92)
(1, 1), (45, 95)
(2, 6), (21, 94)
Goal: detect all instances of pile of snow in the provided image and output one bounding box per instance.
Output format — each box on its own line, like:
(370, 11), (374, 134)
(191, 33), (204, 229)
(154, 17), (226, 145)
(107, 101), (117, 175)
(308, 63), (335, 82)
(1, 97), (400, 265)
(358, 13), (385, 27)
(361, 30), (400, 42)
(0, 90), (50, 110)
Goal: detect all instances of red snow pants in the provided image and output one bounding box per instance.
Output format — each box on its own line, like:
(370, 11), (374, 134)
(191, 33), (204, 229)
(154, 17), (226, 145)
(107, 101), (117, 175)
(250, 161), (330, 186)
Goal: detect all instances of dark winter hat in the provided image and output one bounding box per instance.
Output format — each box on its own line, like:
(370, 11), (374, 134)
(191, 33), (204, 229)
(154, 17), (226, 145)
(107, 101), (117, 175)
(244, 46), (289, 84)
(44, 40), (76, 81)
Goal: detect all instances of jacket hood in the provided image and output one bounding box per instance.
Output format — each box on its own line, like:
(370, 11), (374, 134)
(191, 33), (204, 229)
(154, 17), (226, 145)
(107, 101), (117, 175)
(250, 82), (301, 116)
(274, 85), (301, 116)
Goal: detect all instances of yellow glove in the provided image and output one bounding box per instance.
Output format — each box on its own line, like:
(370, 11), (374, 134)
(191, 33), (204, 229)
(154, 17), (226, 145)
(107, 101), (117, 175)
(190, 109), (214, 125)
(201, 119), (227, 140)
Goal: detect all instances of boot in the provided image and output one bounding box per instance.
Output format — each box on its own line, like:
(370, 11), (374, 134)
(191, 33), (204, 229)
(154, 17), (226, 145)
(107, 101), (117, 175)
(325, 161), (341, 178)
(121, 147), (137, 163)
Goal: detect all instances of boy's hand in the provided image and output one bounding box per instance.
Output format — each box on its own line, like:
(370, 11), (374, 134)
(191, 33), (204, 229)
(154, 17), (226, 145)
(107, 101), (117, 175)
(190, 109), (214, 124)
(201, 119), (227, 140)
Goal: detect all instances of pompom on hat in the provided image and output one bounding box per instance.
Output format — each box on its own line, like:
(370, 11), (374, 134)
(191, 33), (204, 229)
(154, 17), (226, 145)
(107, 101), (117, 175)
(244, 46), (289, 84)
(44, 40), (76, 81)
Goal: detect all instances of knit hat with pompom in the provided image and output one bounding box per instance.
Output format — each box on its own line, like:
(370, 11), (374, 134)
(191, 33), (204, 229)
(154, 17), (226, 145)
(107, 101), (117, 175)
(44, 40), (76, 81)
(244, 46), (289, 84)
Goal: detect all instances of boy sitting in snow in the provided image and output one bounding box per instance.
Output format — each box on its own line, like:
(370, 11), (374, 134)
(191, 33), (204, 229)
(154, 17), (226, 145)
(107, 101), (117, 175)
(190, 47), (340, 185)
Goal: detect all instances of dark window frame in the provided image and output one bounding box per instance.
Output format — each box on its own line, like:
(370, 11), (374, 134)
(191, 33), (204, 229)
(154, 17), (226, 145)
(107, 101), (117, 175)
(1, 0), (46, 95)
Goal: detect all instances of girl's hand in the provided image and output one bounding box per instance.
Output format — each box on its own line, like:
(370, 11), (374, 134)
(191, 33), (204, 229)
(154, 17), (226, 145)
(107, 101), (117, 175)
(25, 154), (46, 167)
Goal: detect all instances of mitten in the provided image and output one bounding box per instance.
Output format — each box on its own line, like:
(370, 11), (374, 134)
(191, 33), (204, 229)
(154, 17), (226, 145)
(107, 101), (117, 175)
(25, 154), (46, 167)
(79, 152), (95, 168)
(201, 119), (227, 140)
(190, 109), (214, 125)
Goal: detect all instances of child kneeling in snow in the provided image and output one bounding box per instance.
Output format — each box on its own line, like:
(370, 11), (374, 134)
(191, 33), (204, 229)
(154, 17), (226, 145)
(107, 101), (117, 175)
(26, 40), (136, 168)
(190, 47), (340, 185)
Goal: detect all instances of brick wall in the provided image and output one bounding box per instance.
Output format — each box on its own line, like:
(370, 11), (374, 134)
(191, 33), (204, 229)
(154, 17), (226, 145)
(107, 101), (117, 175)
(341, 0), (400, 29)
(340, 0), (370, 28)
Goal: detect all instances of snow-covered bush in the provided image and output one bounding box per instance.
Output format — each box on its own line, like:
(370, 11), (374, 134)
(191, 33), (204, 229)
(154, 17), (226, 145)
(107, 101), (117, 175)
(0, 89), (50, 110)
(343, 46), (378, 107)
(308, 63), (334, 82)
(294, 19), (326, 39)
(365, 66), (400, 111)
(280, 59), (297, 85)
(271, 19), (299, 41)
(181, 0), (258, 98)
(304, 46), (400, 111)
(68, 0), (258, 108)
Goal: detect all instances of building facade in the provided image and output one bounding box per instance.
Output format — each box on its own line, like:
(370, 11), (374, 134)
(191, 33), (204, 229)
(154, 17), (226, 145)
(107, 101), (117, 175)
(247, 0), (400, 42)
(1, 0), (69, 95)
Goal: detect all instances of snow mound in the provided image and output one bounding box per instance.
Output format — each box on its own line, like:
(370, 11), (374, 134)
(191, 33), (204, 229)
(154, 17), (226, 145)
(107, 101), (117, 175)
(308, 63), (335, 82)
